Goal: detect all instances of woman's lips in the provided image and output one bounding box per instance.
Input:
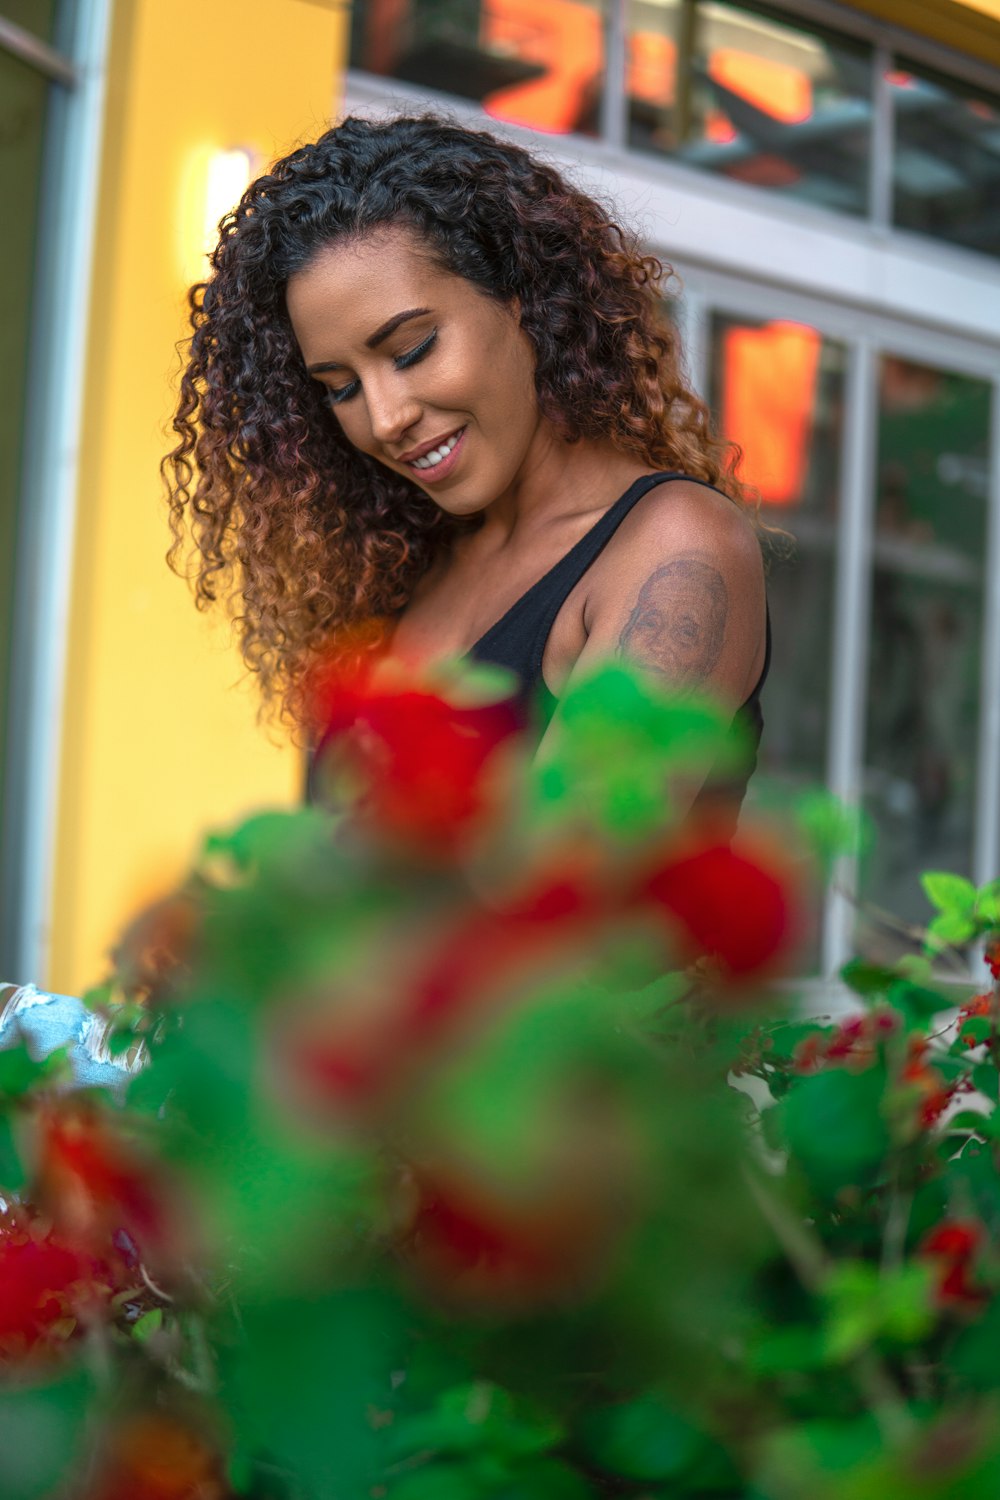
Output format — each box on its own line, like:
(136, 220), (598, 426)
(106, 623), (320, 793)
(404, 426), (466, 484)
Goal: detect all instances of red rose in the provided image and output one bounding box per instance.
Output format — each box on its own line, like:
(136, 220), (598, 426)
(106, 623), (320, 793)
(311, 653), (523, 856)
(281, 862), (605, 1119)
(0, 1207), (123, 1362)
(918, 1219), (987, 1309)
(633, 836), (798, 984)
(36, 1102), (183, 1269)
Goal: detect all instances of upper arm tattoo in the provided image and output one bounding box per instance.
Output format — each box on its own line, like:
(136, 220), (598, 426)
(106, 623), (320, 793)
(618, 558), (728, 686)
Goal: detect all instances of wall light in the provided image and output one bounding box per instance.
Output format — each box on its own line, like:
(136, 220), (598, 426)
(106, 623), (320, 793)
(179, 146), (255, 290)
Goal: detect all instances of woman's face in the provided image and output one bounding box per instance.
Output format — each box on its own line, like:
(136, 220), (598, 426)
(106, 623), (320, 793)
(286, 225), (544, 516)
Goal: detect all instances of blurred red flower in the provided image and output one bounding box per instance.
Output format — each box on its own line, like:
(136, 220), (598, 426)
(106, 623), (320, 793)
(311, 653), (523, 855)
(36, 1102), (182, 1269)
(401, 1162), (622, 1314)
(900, 1038), (954, 1128)
(634, 835), (798, 983)
(86, 1412), (227, 1500)
(0, 1207), (123, 1361)
(919, 1220), (988, 1310)
(283, 861), (604, 1118)
(793, 1010), (899, 1075)
(985, 937), (1000, 981)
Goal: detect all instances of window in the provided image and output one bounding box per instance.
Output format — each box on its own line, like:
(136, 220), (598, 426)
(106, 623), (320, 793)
(349, 0), (606, 136)
(859, 357), (992, 958)
(890, 60), (1000, 259)
(625, 0), (872, 214)
(708, 311), (847, 968)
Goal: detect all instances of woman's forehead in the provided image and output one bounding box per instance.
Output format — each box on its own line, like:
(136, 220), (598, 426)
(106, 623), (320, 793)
(285, 227), (475, 361)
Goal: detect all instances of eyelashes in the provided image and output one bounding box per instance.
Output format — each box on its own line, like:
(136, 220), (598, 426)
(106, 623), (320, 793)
(325, 328), (438, 408)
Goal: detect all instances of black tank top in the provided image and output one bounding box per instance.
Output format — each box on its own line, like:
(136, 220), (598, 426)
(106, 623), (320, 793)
(466, 471), (771, 835)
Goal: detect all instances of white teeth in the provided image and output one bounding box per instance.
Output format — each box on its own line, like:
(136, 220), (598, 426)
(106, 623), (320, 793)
(411, 429), (463, 470)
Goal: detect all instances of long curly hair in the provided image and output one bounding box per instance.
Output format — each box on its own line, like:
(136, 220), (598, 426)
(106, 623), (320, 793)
(164, 113), (748, 724)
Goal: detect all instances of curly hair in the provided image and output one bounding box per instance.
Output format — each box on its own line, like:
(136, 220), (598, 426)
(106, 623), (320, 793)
(164, 113), (747, 724)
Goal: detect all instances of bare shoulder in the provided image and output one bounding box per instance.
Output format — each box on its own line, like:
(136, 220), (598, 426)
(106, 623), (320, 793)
(582, 477), (766, 703)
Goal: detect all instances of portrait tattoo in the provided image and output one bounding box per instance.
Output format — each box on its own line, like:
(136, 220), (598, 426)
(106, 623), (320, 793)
(618, 559), (728, 686)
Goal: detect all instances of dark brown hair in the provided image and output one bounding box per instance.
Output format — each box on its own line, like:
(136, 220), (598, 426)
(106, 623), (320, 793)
(164, 113), (747, 722)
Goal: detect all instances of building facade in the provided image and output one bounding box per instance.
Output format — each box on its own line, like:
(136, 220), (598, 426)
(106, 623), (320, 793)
(346, 0), (1000, 976)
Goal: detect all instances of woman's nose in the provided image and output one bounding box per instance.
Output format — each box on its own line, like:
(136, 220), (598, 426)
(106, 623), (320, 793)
(366, 376), (422, 447)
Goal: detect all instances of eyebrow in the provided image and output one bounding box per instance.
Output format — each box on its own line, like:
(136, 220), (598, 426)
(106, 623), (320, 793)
(306, 307), (432, 374)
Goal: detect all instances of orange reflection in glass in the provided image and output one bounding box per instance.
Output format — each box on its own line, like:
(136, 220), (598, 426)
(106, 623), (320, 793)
(707, 49), (813, 143)
(482, 0), (602, 134)
(721, 321), (821, 506)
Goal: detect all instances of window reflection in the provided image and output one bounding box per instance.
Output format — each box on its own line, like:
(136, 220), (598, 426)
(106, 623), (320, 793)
(349, 0), (606, 136)
(710, 314), (846, 970)
(859, 358), (991, 958)
(891, 62), (1000, 259)
(626, 0), (872, 214)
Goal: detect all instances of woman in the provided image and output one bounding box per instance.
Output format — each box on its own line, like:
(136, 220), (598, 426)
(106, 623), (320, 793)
(165, 114), (768, 826)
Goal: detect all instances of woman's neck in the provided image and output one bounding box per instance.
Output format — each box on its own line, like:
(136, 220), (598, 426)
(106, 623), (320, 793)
(474, 431), (654, 551)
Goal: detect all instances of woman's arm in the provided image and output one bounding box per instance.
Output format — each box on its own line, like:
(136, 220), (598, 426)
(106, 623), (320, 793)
(536, 480), (767, 816)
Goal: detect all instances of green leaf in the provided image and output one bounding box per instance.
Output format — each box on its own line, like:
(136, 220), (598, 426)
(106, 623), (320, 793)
(886, 979), (949, 1028)
(0, 1046), (45, 1099)
(581, 1396), (705, 1482)
(0, 1375), (92, 1500)
(959, 1017), (992, 1047)
(388, 1464), (483, 1500)
(976, 880), (1000, 925)
(841, 959), (897, 999)
(927, 911), (977, 949)
(951, 1295), (1000, 1389)
(387, 1384), (561, 1467)
(223, 1288), (404, 1500)
(794, 791), (864, 872)
(746, 1325), (827, 1375)
(131, 1308), (163, 1343)
(973, 1064), (999, 1101)
(780, 1066), (890, 1198)
(0, 1111), (25, 1193)
(923, 872), (977, 916)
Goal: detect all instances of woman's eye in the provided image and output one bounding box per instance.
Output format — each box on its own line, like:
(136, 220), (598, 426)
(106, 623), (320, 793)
(394, 329), (437, 370)
(326, 379), (360, 407)
(323, 330), (436, 410)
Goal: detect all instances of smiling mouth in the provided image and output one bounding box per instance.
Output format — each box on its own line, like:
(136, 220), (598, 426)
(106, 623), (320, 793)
(406, 427), (466, 471)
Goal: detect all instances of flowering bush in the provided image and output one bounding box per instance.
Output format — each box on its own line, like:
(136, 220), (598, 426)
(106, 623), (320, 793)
(2, 658), (1000, 1499)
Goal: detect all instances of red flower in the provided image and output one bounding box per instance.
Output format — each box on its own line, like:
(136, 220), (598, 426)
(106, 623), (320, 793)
(792, 1010), (899, 1075)
(36, 1102), (182, 1268)
(960, 993), (993, 1023)
(985, 936), (1000, 981)
(311, 653), (523, 856)
(399, 1161), (625, 1314)
(86, 1412), (227, 1500)
(918, 1219), (988, 1309)
(282, 861), (605, 1118)
(901, 1048), (953, 1128)
(0, 1207), (123, 1362)
(634, 835), (797, 983)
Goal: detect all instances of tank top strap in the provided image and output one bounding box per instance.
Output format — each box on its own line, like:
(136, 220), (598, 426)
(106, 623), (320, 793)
(470, 470), (700, 678)
(511, 470), (705, 681)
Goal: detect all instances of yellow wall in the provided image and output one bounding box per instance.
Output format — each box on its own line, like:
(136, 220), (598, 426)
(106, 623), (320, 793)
(48, 0), (348, 993)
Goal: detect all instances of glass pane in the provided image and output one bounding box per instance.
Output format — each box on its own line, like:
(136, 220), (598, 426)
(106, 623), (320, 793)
(0, 46), (50, 838)
(1, 1), (60, 43)
(890, 61), (1000, 259)
(859, 358), (992, 959)
(709, 313), (847, 970)
(349, 0), (605, 136)
(626, 0), (872, 215)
